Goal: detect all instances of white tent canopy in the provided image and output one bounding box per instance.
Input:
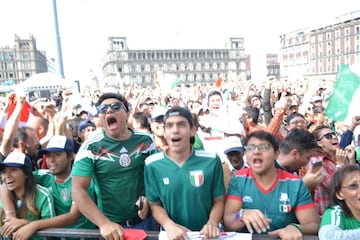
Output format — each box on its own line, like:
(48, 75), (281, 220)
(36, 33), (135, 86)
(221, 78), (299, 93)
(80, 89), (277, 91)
(20, 72), (76, 91)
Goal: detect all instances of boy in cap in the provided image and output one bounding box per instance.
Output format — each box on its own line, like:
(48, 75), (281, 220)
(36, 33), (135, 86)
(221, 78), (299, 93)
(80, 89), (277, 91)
(145, 106), (225, 239)
(224, 136), (245, 171)
(222, 136), (246, 192)
(0, 152), (55, 239)
(150, 107), (168, 151)
(1, 135), (95, 239)
(78, 120), (96, 141)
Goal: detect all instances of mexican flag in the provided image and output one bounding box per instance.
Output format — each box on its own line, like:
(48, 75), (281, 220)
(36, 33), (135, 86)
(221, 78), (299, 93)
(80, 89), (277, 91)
(154, 71), (180, 94)
(325, 64), (360, 124)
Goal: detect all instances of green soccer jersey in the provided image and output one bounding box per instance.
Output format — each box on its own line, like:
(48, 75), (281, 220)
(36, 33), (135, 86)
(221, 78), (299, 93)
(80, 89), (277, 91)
(145, 149), (225, 231)
(33, 169), (96, 229)
(0, 184), (55, 240)
(227, 168), (315, 233)
(321, 205), (360, 230)
(72, 128), (156, 223)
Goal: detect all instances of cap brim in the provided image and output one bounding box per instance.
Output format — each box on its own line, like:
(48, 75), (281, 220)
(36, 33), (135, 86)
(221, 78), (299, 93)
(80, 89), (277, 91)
(0, 162), (27, 169)
(224, 147), (244, 154)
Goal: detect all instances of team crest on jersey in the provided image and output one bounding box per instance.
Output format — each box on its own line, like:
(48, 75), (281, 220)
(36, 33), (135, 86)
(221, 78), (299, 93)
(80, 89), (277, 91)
(61, 188), (71, 201)
(163, 178), (169, 185)
(279, 192), (291, 213)
(243, 196), (253, 203)
(190, 170), (204, 187)
(119, 153), (131, 167)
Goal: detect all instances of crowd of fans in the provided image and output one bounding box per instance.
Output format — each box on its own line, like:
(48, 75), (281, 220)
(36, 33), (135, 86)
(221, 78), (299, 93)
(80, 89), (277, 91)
(0, 76), (359, 240)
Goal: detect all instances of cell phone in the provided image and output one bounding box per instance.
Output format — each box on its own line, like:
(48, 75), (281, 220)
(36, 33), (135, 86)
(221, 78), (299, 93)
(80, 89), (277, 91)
(312, 160), (323, 169)
(311, 157), (323, 172)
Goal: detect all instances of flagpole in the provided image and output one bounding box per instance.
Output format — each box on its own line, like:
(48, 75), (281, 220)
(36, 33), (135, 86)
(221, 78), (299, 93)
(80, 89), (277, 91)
(52, 0), (65, 78)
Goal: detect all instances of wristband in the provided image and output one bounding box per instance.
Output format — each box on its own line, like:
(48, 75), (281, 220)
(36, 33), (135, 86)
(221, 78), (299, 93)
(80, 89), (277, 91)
(290, 223), (303, 235)
(239, 208), (246, 221)
(232, 208), (246, 224)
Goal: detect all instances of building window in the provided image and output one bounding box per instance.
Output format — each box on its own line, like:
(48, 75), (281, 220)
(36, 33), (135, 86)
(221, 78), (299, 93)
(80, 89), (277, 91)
(8, 72), (14, 78)
(23, 62), (30, 69)
(22, 52), (29, 60)
(346, 28), (350, 36)
(189, 63), (193, 71)
(6, 63), (13, 70)
(25, 72), (30, 78)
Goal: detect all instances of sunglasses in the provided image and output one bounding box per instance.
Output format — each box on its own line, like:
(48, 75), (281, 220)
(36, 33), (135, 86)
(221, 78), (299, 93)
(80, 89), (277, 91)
(97, 102), (123, 114)
(244, 143), (271, 153)
(318, 132), (337, 141)
(342, 182), (360, 190)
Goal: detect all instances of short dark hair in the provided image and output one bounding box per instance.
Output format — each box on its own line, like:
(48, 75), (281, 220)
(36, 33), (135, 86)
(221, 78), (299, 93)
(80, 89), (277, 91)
(312, 125), (331, 141)
(96, 92), (129, 112)
(207, 90), (222, 104)
(13, 126), (35, 148)
(329, 165), (360, 217)
(279, 129), (319, 154)
(244, 131), (279, 152)
(132, 112), (150, 130)
(286, 112), (305, 124)
(245, 106), (260, 124)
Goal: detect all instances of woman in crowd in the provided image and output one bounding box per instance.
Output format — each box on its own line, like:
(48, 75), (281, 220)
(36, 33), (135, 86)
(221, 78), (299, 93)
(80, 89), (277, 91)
(0, 152), (55, 239)
(310, 125), (356, 216)
(319, 164), (360, 239)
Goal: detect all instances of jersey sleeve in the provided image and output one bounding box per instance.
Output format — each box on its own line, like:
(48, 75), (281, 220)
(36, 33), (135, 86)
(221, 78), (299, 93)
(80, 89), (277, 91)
(294, 179), (315, 210)
(71, 148), (95, 177)
(144, 161), (160, 204)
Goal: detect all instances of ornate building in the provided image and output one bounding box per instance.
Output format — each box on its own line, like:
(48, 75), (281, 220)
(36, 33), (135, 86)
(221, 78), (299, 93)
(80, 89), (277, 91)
(101, 37), (250, 88)
(0, 35), (48, 86)
(280, 10), (360, 83)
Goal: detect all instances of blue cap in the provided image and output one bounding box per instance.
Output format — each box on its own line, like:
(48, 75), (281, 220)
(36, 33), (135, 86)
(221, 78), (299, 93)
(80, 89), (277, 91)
(0, 152), (33, 171)
(78, 120), (96, 132)
(38, 135), (74, 157)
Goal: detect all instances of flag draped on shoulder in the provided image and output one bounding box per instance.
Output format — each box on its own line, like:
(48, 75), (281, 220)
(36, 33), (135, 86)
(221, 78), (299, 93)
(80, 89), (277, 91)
(325, 64), (360, 123)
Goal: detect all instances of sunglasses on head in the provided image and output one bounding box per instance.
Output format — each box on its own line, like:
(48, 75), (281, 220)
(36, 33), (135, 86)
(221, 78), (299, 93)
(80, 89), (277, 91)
(97, 102), (123, 114)
(318, 132), (337, 141)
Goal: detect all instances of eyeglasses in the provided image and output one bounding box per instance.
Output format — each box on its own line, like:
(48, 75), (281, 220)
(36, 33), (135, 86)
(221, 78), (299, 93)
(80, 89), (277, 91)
(244, 143), (272, 153)
(97, 102), (123, 114)
(289, 119), (306, 125)
(342, 182), (360, 190)
(318, 132), (337, 141)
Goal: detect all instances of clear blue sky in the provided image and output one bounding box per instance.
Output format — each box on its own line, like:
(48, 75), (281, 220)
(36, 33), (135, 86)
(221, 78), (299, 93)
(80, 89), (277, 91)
(0, 0), (359, 82)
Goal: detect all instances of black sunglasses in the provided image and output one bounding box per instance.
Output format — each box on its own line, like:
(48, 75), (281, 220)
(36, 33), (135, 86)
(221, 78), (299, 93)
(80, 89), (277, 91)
(318, 132), (337, 141)
(97, 102), (123, 114)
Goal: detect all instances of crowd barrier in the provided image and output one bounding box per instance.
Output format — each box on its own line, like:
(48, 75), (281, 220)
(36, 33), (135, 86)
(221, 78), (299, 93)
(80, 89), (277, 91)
(35, 228), (320, 240)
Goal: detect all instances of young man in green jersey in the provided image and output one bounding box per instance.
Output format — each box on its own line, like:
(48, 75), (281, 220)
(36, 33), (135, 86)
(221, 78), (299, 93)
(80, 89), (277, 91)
(145, 106), (225, 240)
(223, 131), (320, 238)
(72, 93), (157, 240)
(0, 135), (96, 239)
